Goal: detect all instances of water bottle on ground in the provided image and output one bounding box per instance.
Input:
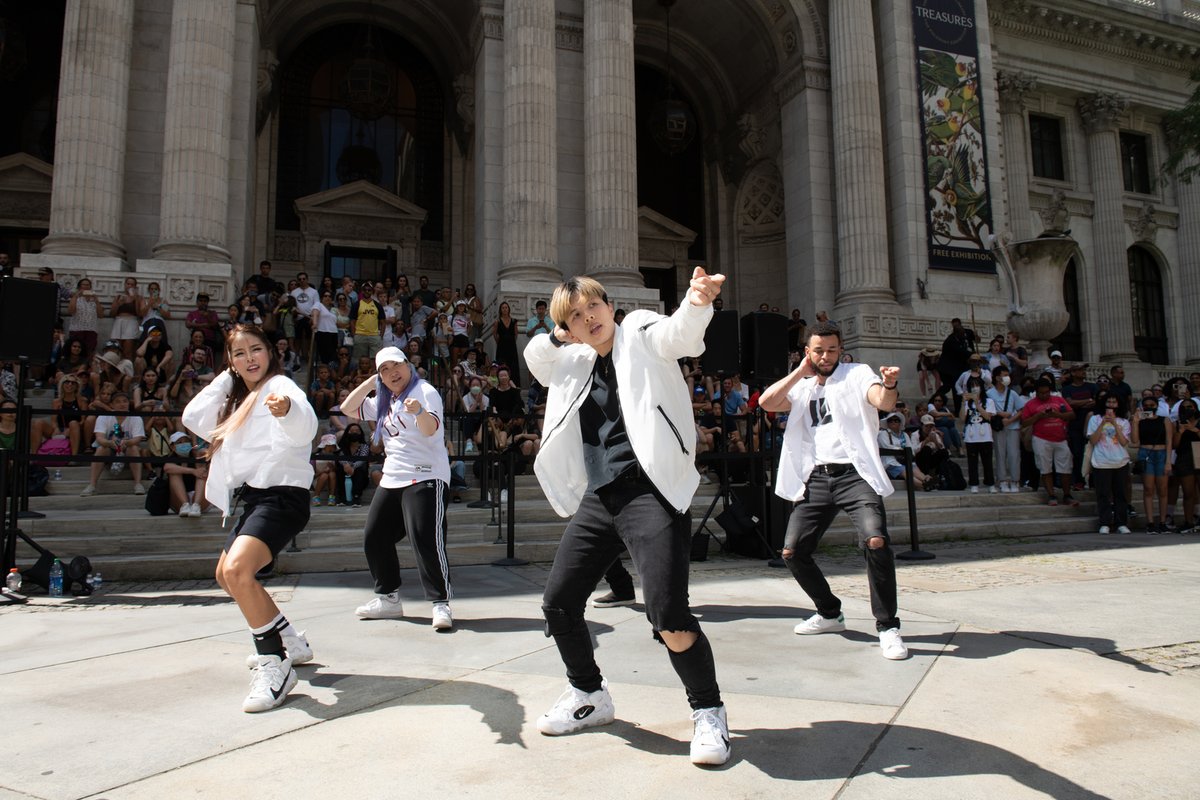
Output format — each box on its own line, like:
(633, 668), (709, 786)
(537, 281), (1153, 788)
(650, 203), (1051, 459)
(6, 568), (21, 593)
(344, 476), (353, 505)
(54, 469), (62, 481)
(48, 559), (64, 597)
(92, 572), (102, 590)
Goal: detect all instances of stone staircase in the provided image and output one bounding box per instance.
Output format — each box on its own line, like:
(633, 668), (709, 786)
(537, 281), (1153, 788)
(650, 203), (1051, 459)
(8, 460), (1117, 581)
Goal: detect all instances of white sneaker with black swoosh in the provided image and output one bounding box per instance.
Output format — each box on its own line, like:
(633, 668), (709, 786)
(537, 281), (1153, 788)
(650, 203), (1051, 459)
(242, 654), (297, 713)
(244, 632), (313, 669)
(690, 705), (731, 766)
(536, 681), (615, 735)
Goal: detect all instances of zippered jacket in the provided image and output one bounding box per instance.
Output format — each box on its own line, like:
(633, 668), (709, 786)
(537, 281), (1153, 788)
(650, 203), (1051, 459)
(525, 302), (712, 517)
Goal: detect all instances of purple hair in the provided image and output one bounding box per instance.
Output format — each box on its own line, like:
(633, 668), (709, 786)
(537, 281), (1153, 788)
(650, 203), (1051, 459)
(373, 362), (423, 445)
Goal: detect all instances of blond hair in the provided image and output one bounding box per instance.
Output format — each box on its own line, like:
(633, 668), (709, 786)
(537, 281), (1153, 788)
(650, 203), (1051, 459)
(548, 276), (608, 330)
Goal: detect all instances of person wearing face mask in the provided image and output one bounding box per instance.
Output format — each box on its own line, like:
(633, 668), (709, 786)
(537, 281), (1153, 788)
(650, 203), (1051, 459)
(162, 431), (210, 517)
(461, 375), (490, 453)
(342, 347), (455, 630)
(987, 366), (1025, 493)
(336, 423), (371, 507)
(1087, 391), (1132, 534)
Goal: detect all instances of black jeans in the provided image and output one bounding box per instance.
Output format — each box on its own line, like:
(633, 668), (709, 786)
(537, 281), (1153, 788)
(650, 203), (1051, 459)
(1092, 465), (1129, 526)
(541, 475), (720, 709)
(782, 469), (900, 631)
(965, 441), (994, 487)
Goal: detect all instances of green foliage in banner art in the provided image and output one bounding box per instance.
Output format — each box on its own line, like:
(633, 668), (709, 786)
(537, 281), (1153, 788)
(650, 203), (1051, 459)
(1162, 68), (1200, 185)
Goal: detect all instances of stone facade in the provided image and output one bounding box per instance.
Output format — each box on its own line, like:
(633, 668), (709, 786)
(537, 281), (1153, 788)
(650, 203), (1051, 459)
(8, 0), (1200, 390)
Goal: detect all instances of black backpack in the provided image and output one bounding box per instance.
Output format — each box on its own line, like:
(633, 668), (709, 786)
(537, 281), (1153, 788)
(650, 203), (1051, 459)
(144, 474), (170, 516)
(938, 459), (967, 491)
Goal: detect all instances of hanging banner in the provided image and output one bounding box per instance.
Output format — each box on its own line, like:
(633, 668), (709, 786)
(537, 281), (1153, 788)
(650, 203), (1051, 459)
(913, 0), (995, 273)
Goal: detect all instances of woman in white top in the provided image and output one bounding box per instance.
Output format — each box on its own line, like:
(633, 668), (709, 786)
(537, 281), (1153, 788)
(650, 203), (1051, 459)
(182, 324), (318, 714)
(311, 289), (340, 366)
(1087, 390), (1132, 534)
(959, 375), (997, 492)
(343, 346), (454, 630)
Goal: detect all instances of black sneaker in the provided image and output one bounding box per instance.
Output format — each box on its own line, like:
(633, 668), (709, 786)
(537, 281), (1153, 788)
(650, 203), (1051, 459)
(592, 591), (636, 608)
(1147, 523), (1162, 535)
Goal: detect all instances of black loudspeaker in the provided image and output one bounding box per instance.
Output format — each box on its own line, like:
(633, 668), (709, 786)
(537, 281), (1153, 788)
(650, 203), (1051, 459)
(702, 309), (740, 377)
(725, 484), (790, 558)
(0, 277), (58, 364)
(740, 312), (789, 384)
(22, 552), (93, 596)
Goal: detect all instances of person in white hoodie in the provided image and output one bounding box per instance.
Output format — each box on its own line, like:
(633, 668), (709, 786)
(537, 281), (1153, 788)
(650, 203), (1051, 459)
(182, 324), (318, 713)
(524, 269), (731, 768)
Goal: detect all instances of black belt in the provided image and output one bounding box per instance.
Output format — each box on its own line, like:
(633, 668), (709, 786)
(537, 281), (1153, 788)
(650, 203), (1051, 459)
(811, 463), (854, 477)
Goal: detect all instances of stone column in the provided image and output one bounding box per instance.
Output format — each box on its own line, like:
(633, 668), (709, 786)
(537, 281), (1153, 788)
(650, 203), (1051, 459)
(997, 71), (1038, 241)
(152, 0), (237, 263)
(40, 0), (135, 261)
(583, 0), (640, 287)
(1078, 92), (1138, 362)
(1175, 156), (1200, 364)
(829, 0), (894, 304)
(499, 0), (560, 282)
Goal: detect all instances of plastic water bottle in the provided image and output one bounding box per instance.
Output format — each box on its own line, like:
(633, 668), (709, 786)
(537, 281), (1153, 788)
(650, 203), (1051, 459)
(48, 559), (64, 597)
(92, 572), (102, 590)
(5, 568), (20, 593)
(344, 477), (353, 505)
(54, 469), (62, 481)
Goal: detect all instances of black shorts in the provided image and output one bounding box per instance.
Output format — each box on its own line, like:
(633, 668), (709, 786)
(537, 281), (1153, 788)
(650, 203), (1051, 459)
(223, 485), (311, 558)
(451, 334), (470, 348)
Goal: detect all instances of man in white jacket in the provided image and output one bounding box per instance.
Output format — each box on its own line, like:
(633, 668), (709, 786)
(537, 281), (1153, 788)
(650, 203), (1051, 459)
(524, 268), (731, 767)
(758, 321), (909, 661)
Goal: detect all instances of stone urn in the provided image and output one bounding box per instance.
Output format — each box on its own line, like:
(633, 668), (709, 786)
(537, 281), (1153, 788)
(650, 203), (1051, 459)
(993, 234), (1080, 370)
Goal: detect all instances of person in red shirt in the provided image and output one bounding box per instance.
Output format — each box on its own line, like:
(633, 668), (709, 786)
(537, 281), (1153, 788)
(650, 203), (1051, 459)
(1020, 377), (1077, 506)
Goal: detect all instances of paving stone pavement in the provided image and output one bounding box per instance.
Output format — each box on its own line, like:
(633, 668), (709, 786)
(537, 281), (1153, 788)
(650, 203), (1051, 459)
(4, 533), (1200, 799)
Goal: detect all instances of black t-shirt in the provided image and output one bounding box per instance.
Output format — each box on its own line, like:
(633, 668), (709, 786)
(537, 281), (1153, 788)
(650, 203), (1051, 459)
(489, 386), (524, 421)
(579, 351), (637, 492)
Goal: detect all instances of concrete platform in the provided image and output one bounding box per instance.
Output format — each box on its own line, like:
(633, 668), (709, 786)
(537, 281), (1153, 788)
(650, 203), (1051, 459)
(3, 533), (1199, 799)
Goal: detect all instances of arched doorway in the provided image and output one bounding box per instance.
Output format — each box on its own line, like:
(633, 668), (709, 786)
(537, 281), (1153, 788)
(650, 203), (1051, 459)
(1128, 245), (1168, 364)
(1051, 258), (1083, 361)
(273, 23), (445, 279)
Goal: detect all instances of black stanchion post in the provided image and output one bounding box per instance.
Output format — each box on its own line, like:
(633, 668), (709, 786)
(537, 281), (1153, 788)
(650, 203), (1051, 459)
(467, 410), (493, 509)
(896, 445), (934, 561)
(15, 363), (45, 519)
(492, 446), (526, 566)
(1, 449), (16, 571)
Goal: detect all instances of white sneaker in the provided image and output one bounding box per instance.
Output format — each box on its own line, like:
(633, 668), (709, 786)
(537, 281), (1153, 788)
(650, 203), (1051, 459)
(793, 612), (845, 635)
(1099, 525), (1111, 535)
(879, 628), (909, 660)
(80, 484), (97, 497)
(133, 482), (146, 495)
(432, 603), (453, 630)
(536, 682), (615, 735)
(690, 705), (731, 766)
(245, 631), (314, 669)
(500, 489), (508, 503)
(1117, 525), (1133, 535)
(988, 486), (998, 494)
(970, 485), (979, 494)
(355, 592), (405, 619)
(242, 654), (298, 713)
(698, 471), (712, 485)
(188, 502), (203, 517)
(177, 503), (193, 518)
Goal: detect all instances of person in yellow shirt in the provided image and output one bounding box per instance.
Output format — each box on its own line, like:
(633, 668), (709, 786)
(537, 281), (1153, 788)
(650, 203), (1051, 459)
(349, 281), (385, 361)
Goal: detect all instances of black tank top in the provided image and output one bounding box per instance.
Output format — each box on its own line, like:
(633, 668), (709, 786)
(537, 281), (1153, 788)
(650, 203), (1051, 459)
(1138, 415), (1167, 446)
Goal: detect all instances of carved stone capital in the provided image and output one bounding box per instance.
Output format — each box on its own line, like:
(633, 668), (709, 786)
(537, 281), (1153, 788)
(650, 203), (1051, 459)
(1039, 188), (1071, 233)
(1077, 92), (1129, 135)
(996, 70), (1037, 113)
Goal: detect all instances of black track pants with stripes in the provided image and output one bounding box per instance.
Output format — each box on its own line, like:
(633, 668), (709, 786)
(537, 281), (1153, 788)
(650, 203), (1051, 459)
(363, 480), (452, 602)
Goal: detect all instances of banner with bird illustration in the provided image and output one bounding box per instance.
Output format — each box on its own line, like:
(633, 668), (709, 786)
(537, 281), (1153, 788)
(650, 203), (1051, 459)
(913, 0), (995, 273)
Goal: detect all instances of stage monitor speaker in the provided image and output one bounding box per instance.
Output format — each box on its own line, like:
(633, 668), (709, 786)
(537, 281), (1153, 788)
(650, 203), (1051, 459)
(727, 484), (790, 558)
(702, 309), (740, 377)
(0, 277), (58, 364)
(740, 312), (789, 384)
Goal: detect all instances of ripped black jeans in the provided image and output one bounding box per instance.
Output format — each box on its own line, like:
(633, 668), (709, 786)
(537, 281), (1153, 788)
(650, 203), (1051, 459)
(541, 474), (720, 709)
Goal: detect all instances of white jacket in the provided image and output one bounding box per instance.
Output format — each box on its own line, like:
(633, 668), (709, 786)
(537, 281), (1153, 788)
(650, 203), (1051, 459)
(775, 363), (893, 502)
(182, 371), (317, 516)
(525, 302), (712, 517)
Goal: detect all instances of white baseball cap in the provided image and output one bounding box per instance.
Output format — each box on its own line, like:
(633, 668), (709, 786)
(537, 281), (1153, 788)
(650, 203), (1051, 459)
(374, 346), (408, 369)
(169, 431), (189, 443)
(318, 434), (338, 448)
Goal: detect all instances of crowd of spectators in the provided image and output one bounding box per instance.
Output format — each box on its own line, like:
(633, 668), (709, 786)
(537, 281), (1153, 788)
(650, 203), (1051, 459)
(5, 264), (1200, 533)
